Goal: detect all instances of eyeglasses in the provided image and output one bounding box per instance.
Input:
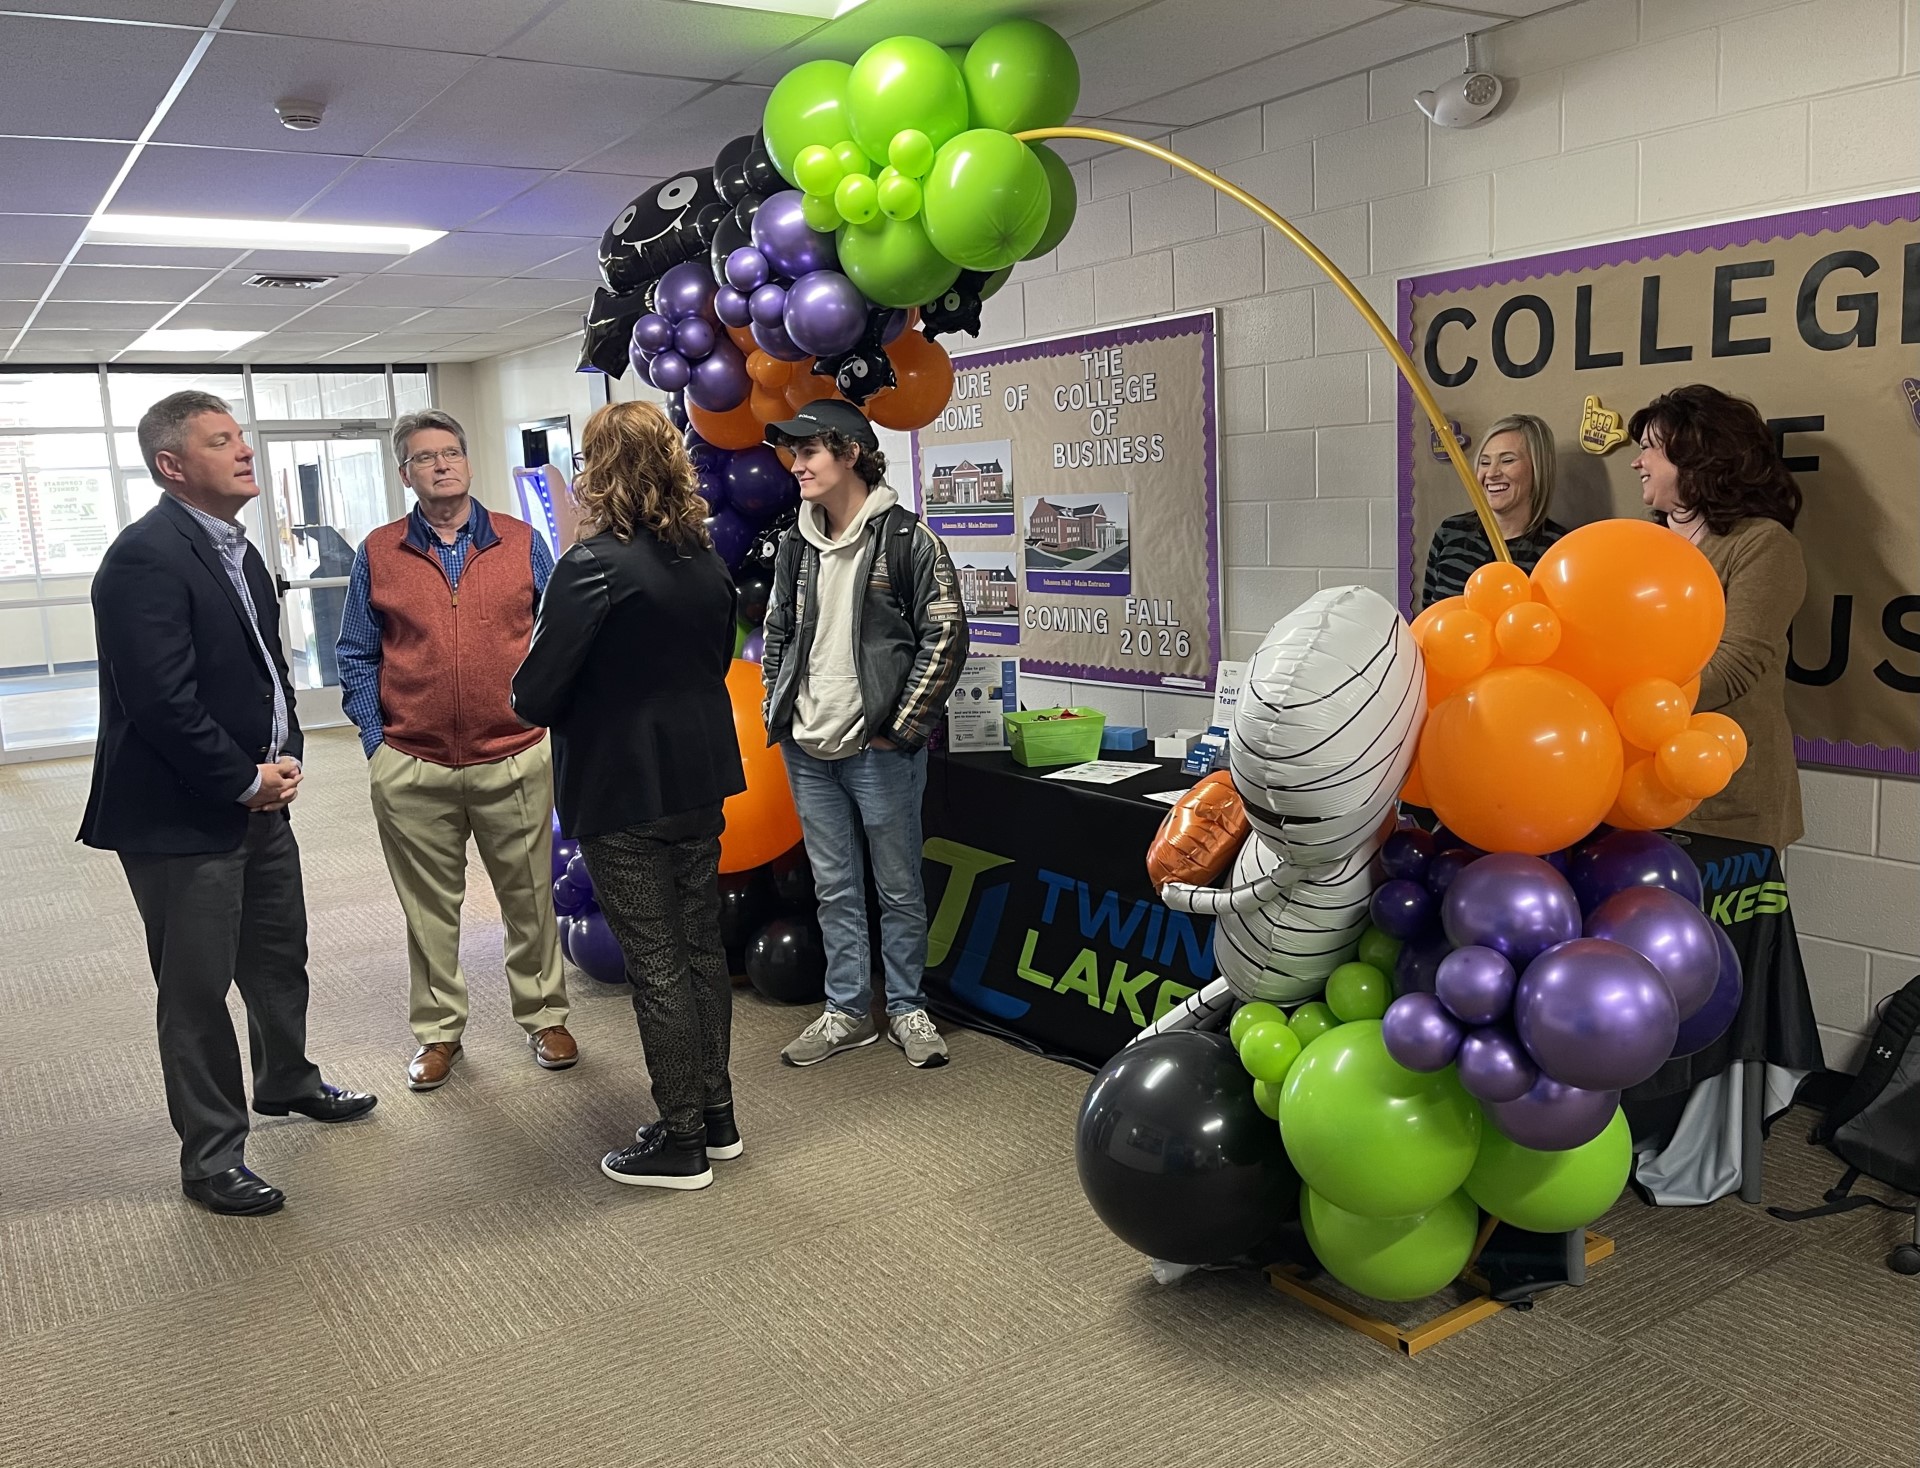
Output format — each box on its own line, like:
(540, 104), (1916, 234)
(405, 447), (466, 469)
(571, 452), (586, 472)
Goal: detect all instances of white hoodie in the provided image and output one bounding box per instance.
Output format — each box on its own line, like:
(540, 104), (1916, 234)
(790, 485), (898, 760)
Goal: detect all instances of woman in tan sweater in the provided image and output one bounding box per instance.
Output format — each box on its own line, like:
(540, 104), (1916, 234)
(1629, 385), (1807, 852)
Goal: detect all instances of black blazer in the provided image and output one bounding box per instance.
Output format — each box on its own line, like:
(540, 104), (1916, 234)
(512, 526), (745, 840)
(78, 495), (304, 856)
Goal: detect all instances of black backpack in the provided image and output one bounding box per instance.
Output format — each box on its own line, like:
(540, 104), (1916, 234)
(1770, 974), (1920, 1274)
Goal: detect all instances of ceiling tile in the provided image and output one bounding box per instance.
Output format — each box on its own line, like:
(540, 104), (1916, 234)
(0, 14), (201, 140)
(512, 248), (602, 282)
(0, 139), (133, 214)
(153, 32), (481, 155)
(0, 214), (90, 264)
(0, 264), (59, 301)
(190, 269), (365, 305)
(233, 246), (422, 274)
(74, 242), (246, 268)
(299, 157), (550, 231)
(48, 263), (220, 303)
(16, 328), (143, 356)
(502, 0), (817, 79)
(575, 83), (768, 178)
(467, 171), (647, 237)
(232, 332), (375, 360)
(3, 2), (219, 20)
(372, 58), (706, 170)
(114, 144), (359, 217)
(294, 305), (433, 333)
(400, 306), (552, 333)
(32, 300), (172, 330)
(448, 277), (590, 310)
(226, 0), (555, 55)
(164, 300), (320, 331)
(385, 232), (591, 278)
(0, 303), (40, 330)
(325, 272), (484, 307)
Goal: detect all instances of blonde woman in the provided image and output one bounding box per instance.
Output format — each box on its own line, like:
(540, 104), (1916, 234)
(1421, 413), (1568, 608)
(512, 400), (746, 1191)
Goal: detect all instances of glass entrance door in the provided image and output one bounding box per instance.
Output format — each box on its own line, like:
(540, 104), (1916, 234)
(253, 434), (401, 721)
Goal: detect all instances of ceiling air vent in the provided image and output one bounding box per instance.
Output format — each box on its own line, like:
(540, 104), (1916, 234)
(244, 272), (337, 290)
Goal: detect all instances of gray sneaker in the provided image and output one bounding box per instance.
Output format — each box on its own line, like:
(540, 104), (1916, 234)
(888, 1009), (950, 1069)
(781, 1009), (879, 1067)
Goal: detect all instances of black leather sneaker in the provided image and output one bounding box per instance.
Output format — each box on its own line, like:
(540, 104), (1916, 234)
(703, 1102), (743, 1161)
(602, 1122), (712, 1190)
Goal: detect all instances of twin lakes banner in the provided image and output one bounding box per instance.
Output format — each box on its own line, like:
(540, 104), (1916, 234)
(1398, 193), (1919, 776)
(910, 311), (1223, 692)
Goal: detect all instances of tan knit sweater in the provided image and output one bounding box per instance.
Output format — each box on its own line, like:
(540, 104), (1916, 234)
(1675, 516), (1806, 853)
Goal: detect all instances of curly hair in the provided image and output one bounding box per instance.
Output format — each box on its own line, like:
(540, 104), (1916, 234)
(1628, 384), (1801, 536)
(787, 428), (888, 488)
(572, 400), (710, 552)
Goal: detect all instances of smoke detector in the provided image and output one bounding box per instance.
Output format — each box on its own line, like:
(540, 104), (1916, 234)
(245, 272), (337, 290)
(275, 98), (325, 131)
(1416, 36), (1503, 129)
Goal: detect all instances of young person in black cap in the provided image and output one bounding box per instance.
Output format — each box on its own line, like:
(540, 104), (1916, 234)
(760, 400), (968, 1068)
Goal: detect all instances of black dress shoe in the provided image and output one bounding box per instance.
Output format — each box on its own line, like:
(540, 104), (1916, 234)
(254, 1083), (379, 1122)
(182, 1165), (285, 1216)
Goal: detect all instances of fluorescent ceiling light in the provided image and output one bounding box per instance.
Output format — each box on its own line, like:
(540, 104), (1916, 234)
(88, 214), (445, 255)
(678, 0), (872, 16)
(128, 328), (264, 352)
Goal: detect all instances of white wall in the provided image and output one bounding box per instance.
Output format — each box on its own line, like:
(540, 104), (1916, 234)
(991, 0), (1919, 1070)
(436, 338), (613, 513)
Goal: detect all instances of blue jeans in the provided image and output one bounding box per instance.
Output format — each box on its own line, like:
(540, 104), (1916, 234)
(782, 741), (930, 1018)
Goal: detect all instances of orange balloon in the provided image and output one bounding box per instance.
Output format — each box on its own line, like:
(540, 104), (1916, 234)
(1464, 561), (1532, 622)
(1422, 605), (1495, 682)
(720, 658), (802, 873)
(1680, 675), (1701, 710)
(1656, 728), (1733, 799)
(1689, 710), (1748, 769)
(1609, 757), (1697, 831)
(1418, 666), (1624, 855)
(747, 349), (796, 390)
(724, 322), (757, 356)
(1408, 596), (1465, 648)
(687, 395), (766, 451)
(1613, 678), (1691, 751)
(1400, 758), (1430, 808)
(1495, 601), (1561, 665)
(749, 384), (789, 425)
(867, 329), (954, 431)
(786, 364), (841, 410)
(1531, 519), (1726, 704)
(1146, 771), (1249, 888)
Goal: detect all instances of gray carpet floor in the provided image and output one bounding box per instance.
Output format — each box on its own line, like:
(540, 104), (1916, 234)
(2, 728), (1914, 1468)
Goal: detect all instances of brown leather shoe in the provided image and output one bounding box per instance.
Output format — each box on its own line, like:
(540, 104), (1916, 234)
(530, 1025), (578, 1070)
(407, 1041), (462, 1091)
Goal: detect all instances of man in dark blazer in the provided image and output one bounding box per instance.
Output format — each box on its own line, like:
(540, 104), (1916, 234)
(79, 390), (375, 1216)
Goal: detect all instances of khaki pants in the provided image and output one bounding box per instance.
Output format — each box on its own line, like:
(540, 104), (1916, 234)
(369, 738), (567, 1044)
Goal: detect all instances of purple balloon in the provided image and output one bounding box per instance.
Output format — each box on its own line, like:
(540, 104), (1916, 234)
(550, 835), (579, 884)
(648, 349), (691, 393)
(1381, 993), (1462, 1072)
(694, 459), (728, 513)
(657, 259), (716, 323)
(1455, 1026), (1538, 1104)
(1436, 944), (1517, 1026)
(664, 393), (689, 431)
(751, 190), (839, 278)
(714, 284), (754, 329)
(1394, 934), (1449, 997)
(782, 270), (867, 357)
(748, 282), (788, 327)
(750, 315), (808, 361)
(1484, 1073), (1620, 1151)
(687, 339), (751, 412)
(564, 850), (592, 892)
(739, 627), (766, 664)
(1585, 885), (1720, 1020)
(567, 911), (627, 985)
(552, 872), (590, 918)
(674, 316), (716, 362)
(1369, 878), (1434, 941)
(1542, 848), (1572, 875)
(632, 312), (674, 354)
(726, 245), (771, 293)
(706, 507), (755, 571)
(1425, 847), (1479, 897)
(881, 307), (910, 344)
(1442, 853), (1581, 967)
(683, 426), (711, 455)
(1570, 829), (1703, 913)
(1671, 920), (1743, 1058)
(1378, 828), (1436, 883)
(1515, 937), (1680, 1092)
(723, 444), (800, 521)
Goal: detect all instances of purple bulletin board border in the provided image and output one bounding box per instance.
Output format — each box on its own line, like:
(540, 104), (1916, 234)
(912, 309), (1222, 694)
(1394, 192), (1920, 779)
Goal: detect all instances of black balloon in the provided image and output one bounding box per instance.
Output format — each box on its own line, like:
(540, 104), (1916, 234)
(717, 869), (776, 952)
(1075, 1030), (1301, 1266)
(736, 567), (774, 627)
(743, 141), (781, 198)
(770, 843), (815, 911)
(732, 195), (763, 234)
(578, 283), (655, 376)
(600, 170), (723, 294)
(739, 509), (796, 578)
(920, 268), (995, 341)
(813, 306), (898, 404)
(709, 210), (753, 290)
(745, 917), (827, 1004)
(712, 134), (755, 204)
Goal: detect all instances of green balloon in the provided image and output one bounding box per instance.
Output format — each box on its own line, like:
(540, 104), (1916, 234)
(763, 59), (854, 184)
(836, 212), (959, 310)
(1326, 961), (1391, 1023)
(980, 265), (1013, 299)
(1278, 1020), (1482, 1218)
(793, 144), (842, 196)
(1466, 1107), (1632, 1234)
(800, 191), (842, 233)
(1023, 143), (1077, 260)
(1357, 926), (1403, 974)
(846, 36), (969, 165)
(922, 129), (1051, 271)
(836, 173), (879, 225)
(876, 169), (922, 221)
(888, 128), (935, 179)
(1287, 1001), (1339, 1047)
(1229, 1000), (1286, 1049)
(1238, 1020), (1302, 1087)
(1301, 1185), (1480, 1302)
(733, 620), (750, 658)
(962, 18), (1081, 134)
(832, 139), (873, 178)
(1252, 1077), (1282, 1121)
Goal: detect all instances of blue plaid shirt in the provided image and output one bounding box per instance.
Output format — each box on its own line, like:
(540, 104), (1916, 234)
(337, 504), (554, 756)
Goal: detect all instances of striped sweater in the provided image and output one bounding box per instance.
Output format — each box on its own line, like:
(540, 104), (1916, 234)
(1420, 511), (1568, 609)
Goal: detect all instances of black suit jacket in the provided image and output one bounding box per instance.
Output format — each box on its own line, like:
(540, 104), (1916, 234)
(512, 526), (745, 840)
(78, 494), (304, 856)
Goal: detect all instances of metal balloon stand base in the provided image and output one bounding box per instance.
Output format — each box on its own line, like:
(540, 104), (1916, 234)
(1265, 1227), (1616, 1357)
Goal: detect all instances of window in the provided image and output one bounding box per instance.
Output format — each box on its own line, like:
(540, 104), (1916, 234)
(252, 369), (390, 420)
(106, 371), (247, 427)
(0, 370), (105, 429)
(393, 370), (431, 416)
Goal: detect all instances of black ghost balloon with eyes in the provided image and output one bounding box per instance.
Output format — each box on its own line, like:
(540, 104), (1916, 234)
(918, 268), (996, 341)
(743, 132), (783, 198)
(599, 169), (723, 294)
(578, 283), (655, 375)
(712, 133), (754, 206)
(812, 306), (897, 405)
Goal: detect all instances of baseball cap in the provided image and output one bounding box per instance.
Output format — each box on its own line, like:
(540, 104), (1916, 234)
(764, 398), (879, 452)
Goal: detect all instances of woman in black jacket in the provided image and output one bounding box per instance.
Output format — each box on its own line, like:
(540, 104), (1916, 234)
(512, 400), (745, 1192)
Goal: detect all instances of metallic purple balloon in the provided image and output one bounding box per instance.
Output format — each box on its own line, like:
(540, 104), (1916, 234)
(750, 315), (808, 362)
(748, 282), (788, 328)
(1425, 847), (1479, 897)
(1570, 829), (1703, 913)
(1394, 935), (1448, 997)
(664, 393), (689, 431)
(1378, 828), (1436, 883)
(647, 349), (690, 393)
(714, 285), (754, 328)
(881, 307), (910, 344)
(705, 507), (754, 571)
(686, 339), (750, 412)
(1514, 937), (1679, 1092)
(673, 316), (716, 362)
(723, 444), (799, 520)
(1381, 993), (1462, 1072)
(656, 260), (715, 323)
(1442, 853), (1581, 966)
(1484, 1073), (1620, 1151)
(1435, 944), (1516, 1026)
(1584, 885), (1720, 1020)
(739, 626), (766, 664)
(726, 245), (771, 293)
(693, 459), (727, 512)
(1455, 1027), (1537, 1104)
(631, 312), (674, 355)
(782, 269), (866, 357)
(1671, 920), (1743, 1058)
(750, 190), (838, 278)
(1369, 878), (1434, 941)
